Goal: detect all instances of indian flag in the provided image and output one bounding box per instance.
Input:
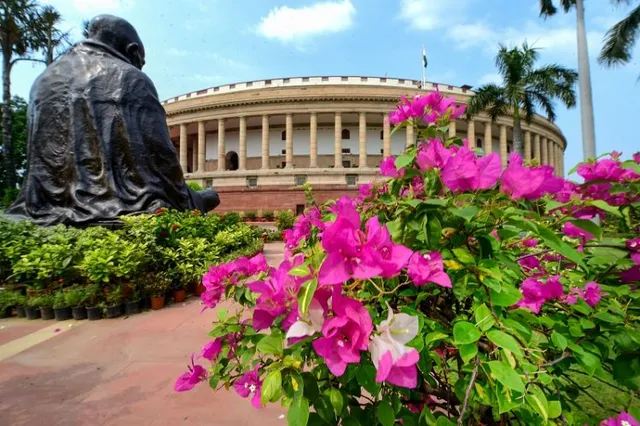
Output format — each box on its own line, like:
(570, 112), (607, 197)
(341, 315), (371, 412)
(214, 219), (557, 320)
(422, 47), (427, 69)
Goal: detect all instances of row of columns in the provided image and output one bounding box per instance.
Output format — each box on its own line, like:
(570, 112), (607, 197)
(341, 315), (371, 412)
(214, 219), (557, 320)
(177, 115), (564, 176)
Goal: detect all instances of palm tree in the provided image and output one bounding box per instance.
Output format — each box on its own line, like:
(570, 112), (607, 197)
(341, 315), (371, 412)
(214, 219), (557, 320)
(38, 5), (69, 65)
(599, 1), (640, 69)
(467, 43), (578, 157)
(539, 0), (596, 160)
(0, 0), (41, 191)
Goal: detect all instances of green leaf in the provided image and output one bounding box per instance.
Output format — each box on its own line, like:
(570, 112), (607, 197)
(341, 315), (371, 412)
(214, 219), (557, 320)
(487, 330), (523, 358)
(526, 393), (548, 423)
(589, 199), (622, 217)
(567, 219), (602, 240)
(289, 264), (311, 277)
(343, 417), (362, 426)
(453, 321), (481, 345)
(425, 331), (449, 347)
(548, 401), (562, 419)
(395, 153), (416, 169)
(329, 388), (343, 415)
(453, 247), (475, 265)
(449, 206), (479, 222)
(435, 417), (455, 426)
(217, 308), (228, 322)
(488, 361), (525, 393)
(261, 370), (282, 405)
(419, 406), (437, 425)
(257, 334), (284, 356)
(535, 223), (585, 268)
(474, 303), (496, 332)
(356, 364), (380, 396)
(491, 287), (522, 307)
(459, 343), (478, 363)
(551, 331), (568, 351)
(593, 311), (622, 324)
(377, 401), (395, 426)
(297, 279), (317, 316)
(288, 396), (310, 426)
(575, 350), (602, 376)
(613, 353), (640, 390)
(423, 198), (448, 206)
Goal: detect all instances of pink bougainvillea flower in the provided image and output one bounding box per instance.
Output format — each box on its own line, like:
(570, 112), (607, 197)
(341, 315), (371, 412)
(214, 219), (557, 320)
(174, 354), (208, 392)
(501, 153), (564, 200)
(416, 139), (451, 171)
(583, 281), (603, 307)
(380, 156), (405, 178)
(200, 286), (224, 312)
(358, 183), (374, 200)
(369, 308), (420, 388)
(234, 366), (263, 409)
(364, 217), (413, 278)
(555, 181), (580, 203)
(522, 238), (538, 247)
(634, 152), (640, 164)
(389, 95), (427, 124)
(514, 276), (564, 314)
(578, 158), (626, 182)
(201, 338), (223, 361)
(441, 146), (501, 193)
(600, 411), (639, 426)
(407, 251), (452, 288)
(563, 281), (602, 307)
(518, 255), (541, 271)
(318, 211), (383, 285)
(312, 294), (373, 376)
(562, 222), (595, 250)
(247, 257), (307, 331)
(627, 238), (640, 265)
(621, 265), (640, 283)
(327, 196), (359, 227)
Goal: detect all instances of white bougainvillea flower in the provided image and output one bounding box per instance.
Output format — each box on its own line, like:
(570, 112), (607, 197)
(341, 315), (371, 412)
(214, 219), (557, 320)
(285, 299), (326, 344)
(369, 307), (420, 389)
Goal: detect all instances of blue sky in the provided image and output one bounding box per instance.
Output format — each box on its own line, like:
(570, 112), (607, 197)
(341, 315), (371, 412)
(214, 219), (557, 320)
(9, 0), (640, 173)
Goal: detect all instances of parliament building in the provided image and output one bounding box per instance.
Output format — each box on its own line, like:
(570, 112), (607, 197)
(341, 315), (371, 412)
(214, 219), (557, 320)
(163, 76), (567, 213)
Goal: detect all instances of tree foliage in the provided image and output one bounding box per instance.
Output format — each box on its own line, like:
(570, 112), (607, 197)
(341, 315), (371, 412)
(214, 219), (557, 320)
(0, 95), (27, 205)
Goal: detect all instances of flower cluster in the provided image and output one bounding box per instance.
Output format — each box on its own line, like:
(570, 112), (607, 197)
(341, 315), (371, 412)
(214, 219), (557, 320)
(177, 92), (640, 426)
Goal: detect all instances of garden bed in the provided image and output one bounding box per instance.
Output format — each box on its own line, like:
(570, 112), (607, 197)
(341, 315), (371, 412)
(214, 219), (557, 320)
(0, 209), (263, 320)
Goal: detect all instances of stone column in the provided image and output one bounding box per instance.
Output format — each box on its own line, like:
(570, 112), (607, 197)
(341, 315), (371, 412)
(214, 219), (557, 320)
(261, 115), (269, 169)
(541, 136), (548, 165)
(334, 112), (343, 168)
(192, 139), (197, 172)
(179, 123), (188, 173)
(484, 122), (493, 154)
(197, 121), (206, 172)
(310, 113), (318, 168)
(239, 116), (247, 170)
(359, 112), (367, 168)
(383, 113), (391, 158)
(524, 131), (532, 161)
(467, 120), (476, 149)
(285, 113), (293, 168)
(449, 120), (457, 139)
(559, 144), (565, 176)
(533, 134), (541, 162)
(406, 125), (414, 148)
(217, 119), (226, 171)
(547, 138), (554, 168)
(499, 124), (508, 167)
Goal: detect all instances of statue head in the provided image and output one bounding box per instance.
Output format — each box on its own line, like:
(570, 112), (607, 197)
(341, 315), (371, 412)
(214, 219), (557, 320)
(85, 14), (146, 70)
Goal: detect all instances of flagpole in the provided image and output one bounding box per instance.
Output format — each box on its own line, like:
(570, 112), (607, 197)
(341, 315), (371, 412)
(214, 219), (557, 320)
(421, 45), (426, 89)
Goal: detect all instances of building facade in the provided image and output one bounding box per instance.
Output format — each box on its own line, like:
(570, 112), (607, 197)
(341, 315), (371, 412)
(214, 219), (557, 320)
(163, 76), (567, 213)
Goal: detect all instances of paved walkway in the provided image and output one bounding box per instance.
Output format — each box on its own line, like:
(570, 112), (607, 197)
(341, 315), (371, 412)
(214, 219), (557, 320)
(0, 243), (286, 426)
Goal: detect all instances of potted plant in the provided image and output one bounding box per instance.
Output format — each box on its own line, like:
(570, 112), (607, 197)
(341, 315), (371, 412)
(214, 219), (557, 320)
(105, 286), (124, 319)
(65, 286), (88, 320)
(85, 284), (103, 321)
(173, 282), (186, 303)
(53, 290), (72, 321)
(25, 296), (42, 320)
(263, 211), (274, 222)
(14, 293), (27, 318)
(38, 294), (55, 320)
(146, 273), (171, 310)
(124, 289), (141, 315)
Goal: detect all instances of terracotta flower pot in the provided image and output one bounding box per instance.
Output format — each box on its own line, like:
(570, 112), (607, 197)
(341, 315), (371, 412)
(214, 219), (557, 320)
(194, 283), (206, 296)
(151, 295), (165, 310)
(173, 290), (186, 303)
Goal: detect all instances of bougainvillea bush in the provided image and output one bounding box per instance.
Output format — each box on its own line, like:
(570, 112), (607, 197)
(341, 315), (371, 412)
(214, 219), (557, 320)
(177, 92), (640, 426)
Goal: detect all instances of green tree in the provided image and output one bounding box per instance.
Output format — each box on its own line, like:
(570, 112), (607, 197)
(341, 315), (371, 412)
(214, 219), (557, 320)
(599, 1), (640, 69)
(539, 0), (597, 160)
(0, 95), (27, 205)
(466, 43), (577, 157)
(38, 5), (69, 65)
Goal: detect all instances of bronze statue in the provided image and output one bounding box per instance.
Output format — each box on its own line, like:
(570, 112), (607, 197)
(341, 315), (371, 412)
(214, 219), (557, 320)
(5, 15), (219, 226)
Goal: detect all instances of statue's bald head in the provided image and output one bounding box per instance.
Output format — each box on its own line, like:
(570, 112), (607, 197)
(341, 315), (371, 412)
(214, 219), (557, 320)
(86, 15), (146, 69)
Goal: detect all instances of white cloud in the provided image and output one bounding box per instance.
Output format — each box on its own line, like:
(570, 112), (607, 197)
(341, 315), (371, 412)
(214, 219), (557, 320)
(398, 0), (470, 30)
(257, 0), (355, 43)
(478, 73), (502, 86)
